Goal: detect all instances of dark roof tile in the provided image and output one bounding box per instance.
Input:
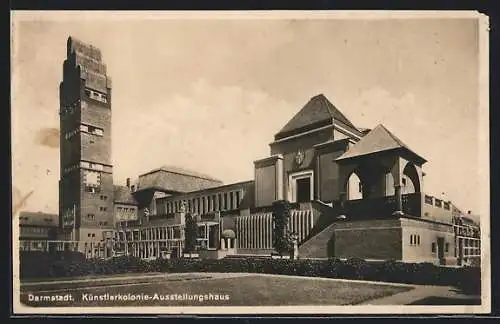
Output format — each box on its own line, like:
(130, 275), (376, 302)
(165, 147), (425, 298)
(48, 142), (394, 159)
(275, 94), (358, 139)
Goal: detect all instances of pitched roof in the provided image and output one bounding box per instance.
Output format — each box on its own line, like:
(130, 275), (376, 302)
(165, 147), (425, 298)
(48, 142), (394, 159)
(113, 185), (138, 205)
(18, 211), (59, 227)
(137, 166), (223, 193)
(336, 124), (426, 163)
(139, 165), (221, 182)
(275, 94), (358, 140)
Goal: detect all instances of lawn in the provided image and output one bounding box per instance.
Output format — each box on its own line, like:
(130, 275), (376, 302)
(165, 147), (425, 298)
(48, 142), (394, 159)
(20, 274), (412, 307)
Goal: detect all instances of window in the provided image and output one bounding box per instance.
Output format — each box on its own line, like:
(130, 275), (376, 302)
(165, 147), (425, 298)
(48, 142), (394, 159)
(417, 235), (420, 245)
(224, 193), (228, 210)
(358, 183), (363, 193)
(402, 178), (407, 186)
(235, 191), (241, 209)
(445, 243), (449, 253)
(431, 243), (436, 253)
(85, 186), (101, 193)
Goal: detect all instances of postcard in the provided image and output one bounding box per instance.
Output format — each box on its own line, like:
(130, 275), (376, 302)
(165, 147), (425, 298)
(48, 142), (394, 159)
(11, 10), (490, 315)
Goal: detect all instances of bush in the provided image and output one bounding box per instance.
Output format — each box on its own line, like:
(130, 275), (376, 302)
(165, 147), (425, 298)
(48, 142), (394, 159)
(19, 252), (481, 293)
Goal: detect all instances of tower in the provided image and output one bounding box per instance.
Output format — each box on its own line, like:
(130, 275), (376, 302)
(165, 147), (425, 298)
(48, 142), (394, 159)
(59, 36), (114, 242)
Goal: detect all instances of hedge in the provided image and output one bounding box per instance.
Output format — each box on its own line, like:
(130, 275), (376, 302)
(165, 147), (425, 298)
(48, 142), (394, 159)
(19, 253), (480, 294)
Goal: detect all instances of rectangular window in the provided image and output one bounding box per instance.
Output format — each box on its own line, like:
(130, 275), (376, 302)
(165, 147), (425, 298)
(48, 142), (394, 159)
(445, 243), (449, 253)
(431, 242), (436, 253)
(224, 193), (228, 210)
(410, 235), (414, 245)
(218, 194), (222, 211)
(235, 191), (241, 209)
(417, 235), (420, 245)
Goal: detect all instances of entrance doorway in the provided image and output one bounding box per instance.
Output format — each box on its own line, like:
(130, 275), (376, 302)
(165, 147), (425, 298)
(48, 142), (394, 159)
(288, 170), (314, 203)
(296, 178), (311, 203)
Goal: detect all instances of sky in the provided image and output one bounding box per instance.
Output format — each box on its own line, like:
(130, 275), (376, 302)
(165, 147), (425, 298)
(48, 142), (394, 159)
(11, 12), (488, 221)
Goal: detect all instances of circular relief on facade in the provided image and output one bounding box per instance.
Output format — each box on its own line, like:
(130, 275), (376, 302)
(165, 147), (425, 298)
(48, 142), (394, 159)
(295, 149), (305, 166)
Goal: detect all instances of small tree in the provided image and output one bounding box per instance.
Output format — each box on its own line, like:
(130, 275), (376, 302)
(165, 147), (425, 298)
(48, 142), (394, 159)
(184, 213), (198, 254)
(272, 200), (294, 256)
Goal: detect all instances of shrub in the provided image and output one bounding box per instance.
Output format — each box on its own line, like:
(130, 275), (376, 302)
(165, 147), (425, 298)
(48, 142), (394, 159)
(19, 252), (481, 294)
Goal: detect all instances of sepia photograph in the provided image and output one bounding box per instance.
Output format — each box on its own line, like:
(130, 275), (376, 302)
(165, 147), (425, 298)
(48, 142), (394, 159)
(10, 10), (490, 315)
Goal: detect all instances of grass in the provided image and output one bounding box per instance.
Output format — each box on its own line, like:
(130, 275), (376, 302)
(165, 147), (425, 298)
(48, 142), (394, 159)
(20, 274), (412, 307)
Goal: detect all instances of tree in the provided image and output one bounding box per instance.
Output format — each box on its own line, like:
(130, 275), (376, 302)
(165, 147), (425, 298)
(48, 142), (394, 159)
(272, 200), (294, 255)
(184, 213), (198, 254)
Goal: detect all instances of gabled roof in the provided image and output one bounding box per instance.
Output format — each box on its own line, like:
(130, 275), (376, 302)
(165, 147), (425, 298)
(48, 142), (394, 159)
(336, 124), (426, 164)
(136, 166), (223, 193)
(275, 94), (359, 140)
(113, 185), (138, 205)
(139, 165), (221, 182)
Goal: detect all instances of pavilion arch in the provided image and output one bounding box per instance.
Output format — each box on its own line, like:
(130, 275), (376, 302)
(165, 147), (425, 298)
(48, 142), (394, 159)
(342, 162), (391, 200)
(347, 172), (363, 200)
(402, 162), (421, 194)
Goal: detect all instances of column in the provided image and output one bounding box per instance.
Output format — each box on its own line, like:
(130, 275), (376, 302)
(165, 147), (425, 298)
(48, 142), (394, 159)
(394, 184), (403, 214)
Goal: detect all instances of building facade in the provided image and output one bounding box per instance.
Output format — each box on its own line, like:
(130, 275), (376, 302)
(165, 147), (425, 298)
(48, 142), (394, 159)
(19, 36), (481, 266)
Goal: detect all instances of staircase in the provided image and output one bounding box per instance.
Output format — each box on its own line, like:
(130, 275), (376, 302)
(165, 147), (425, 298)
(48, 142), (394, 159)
(297, 200), (339, 259)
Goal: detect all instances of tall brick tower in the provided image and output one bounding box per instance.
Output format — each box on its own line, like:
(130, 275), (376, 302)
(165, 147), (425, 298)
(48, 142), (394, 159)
(59, 36), (114, 242)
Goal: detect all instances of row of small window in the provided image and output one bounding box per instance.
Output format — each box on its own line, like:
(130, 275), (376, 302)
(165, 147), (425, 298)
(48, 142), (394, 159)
(117, 207), (135, 212)
(86, 186), (101, 193)
(63, 161), (105, 174)
(100, 195), (108, 200)
(463, 248), (481, 256)
(431, 242), (450, 253)
(85, 88), (108, 103)
(409, 234), (421, 246)
(162, 191), (242, 215)
(18, 217), (51, 222)
(86, 214), (109, 220)
(63, 124), (104, 140)
(463, 239), (480, 248)
(21, 227), (48, 234)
